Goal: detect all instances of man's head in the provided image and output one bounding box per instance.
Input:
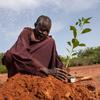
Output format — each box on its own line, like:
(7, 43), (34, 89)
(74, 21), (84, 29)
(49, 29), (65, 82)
(34, 15), (52, 36)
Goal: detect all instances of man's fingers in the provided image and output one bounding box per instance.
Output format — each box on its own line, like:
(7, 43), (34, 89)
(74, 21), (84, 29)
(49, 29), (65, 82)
(56, 71), (68, 78)
(54, 74), (67, 81)
(55, 76), (65, 81)
(56, 72), (69, 80)
(56, 68), (71, 76)
(56, 69), (70, 77)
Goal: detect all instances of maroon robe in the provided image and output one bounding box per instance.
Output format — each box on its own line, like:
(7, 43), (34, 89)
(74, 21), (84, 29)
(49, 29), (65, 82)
(2, 27), (63, 77)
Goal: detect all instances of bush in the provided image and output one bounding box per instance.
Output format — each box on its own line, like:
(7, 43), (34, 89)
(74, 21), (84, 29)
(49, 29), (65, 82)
(0, 64), (7, 73)
(0, 53), (7, 73)
(60, 46), (100, 67)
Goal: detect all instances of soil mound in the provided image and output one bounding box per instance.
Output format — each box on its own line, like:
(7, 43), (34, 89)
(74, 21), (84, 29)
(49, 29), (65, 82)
(0, 74), (98, 100)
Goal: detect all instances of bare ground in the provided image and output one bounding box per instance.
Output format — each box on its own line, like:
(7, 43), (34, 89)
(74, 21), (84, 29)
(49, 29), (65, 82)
(69, 64), (100, 90)
(0, 64), (99, 100)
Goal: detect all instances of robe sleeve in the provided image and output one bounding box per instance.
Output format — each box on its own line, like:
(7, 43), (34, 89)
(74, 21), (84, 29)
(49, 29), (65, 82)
(2, 27), (31, 65)
(11, 28), (46, 69)
(9, 27), (31, 53)
(3, 27), (32, 63)
(3, 28), (45, 73)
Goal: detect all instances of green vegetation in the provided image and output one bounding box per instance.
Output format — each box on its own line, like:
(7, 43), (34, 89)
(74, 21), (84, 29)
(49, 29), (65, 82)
(61, 46), (100, 67)
(0, 65), (7, 73)
(0, 53), (7, 73)
(65, 17), (92, 67)
(0, 46), (100, 73)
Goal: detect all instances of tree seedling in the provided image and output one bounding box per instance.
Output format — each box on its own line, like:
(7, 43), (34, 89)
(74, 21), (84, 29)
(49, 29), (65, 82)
(66, 17), (92, 68)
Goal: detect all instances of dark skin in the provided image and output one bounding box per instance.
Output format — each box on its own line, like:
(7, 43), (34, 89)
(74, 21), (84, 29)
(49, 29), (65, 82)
(34, 25), (49, 41)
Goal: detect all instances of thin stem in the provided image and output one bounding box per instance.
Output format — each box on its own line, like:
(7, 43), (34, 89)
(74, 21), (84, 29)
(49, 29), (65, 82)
(66, 47), (73, 68)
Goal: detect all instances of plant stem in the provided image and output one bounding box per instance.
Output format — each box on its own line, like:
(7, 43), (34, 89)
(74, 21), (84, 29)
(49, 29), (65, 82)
(66, 47), (73, 68)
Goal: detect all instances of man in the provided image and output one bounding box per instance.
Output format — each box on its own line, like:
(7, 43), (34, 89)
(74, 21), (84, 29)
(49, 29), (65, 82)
(2, 15), (69, 81)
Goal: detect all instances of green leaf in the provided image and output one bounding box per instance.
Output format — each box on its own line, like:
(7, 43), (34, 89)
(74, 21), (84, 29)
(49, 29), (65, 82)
(78, 19), (82, 27)
(72, 38), (79, 48)
(70, 26), (77, 38)
(83, 17), (92, 24)
(87, 17), (92, 20)
(75, 22), (78, 25)
(81, 28), (91, 34)
(67, 41), (71, 46)
(78, 19), (81, 23)
(79, 43), (86, 46)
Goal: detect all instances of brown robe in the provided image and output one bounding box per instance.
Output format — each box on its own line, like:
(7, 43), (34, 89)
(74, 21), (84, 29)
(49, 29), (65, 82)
(2, 27), (63, 77)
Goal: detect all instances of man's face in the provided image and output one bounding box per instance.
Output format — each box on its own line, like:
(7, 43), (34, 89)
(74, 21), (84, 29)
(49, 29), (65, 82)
(39, 30), (48, 36)
(35, 25), (48, 37)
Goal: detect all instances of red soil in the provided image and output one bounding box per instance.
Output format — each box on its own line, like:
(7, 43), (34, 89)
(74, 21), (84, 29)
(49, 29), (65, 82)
(69, 64), (100, 90)
(0, 64), (99, 100)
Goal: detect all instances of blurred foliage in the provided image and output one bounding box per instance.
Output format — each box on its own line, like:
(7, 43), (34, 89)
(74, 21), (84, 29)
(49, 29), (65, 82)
(0, 46), (100, 73)
(0, 53), (7, 73)
(60, 46), (100, 67)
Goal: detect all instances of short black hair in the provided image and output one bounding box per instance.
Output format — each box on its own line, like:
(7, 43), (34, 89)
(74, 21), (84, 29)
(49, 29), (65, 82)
(34, 15), (52, 33)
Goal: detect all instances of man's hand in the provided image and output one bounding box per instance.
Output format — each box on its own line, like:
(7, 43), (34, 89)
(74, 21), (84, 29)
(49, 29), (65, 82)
(40, 67), (70, 81)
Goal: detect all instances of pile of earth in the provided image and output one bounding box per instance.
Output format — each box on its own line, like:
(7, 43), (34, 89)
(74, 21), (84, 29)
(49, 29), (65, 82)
(0, 73), (99, 100)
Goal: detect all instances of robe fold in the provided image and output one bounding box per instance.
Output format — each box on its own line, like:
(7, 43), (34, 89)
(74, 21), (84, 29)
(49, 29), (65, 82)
(2, 27), (63, 77)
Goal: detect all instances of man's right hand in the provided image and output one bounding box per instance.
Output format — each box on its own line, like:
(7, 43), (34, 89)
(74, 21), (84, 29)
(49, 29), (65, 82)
(40, 67), (70, 81)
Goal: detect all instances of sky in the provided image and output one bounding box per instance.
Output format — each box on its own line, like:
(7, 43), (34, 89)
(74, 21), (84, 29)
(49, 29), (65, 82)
(0, 0), (100, 56)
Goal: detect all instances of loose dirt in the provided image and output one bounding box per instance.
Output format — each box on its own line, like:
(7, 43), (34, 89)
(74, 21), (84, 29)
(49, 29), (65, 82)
(0, 64), (100, 100)
(0, 73), (99, 100)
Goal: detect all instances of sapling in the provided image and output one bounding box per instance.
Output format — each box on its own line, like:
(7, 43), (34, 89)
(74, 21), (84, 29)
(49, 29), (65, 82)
(66, 17), (92, 68)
